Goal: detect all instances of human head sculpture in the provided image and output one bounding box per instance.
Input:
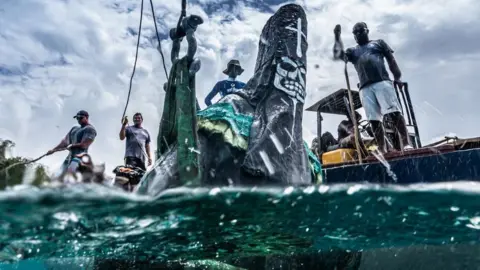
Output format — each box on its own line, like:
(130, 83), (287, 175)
(223, 59), (244, 79)
(241, 4), (311, 183)
(242, 4), (308, 105)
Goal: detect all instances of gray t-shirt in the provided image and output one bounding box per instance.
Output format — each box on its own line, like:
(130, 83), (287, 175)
(66, 124), (97, 156)
(346, 39), (393, 89)
(125, 126), (151, 162)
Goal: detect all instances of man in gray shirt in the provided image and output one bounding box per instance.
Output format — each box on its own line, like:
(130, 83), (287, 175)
(119, 112), (152, 170)
(333, 22), (412, 153)
(47, 110), (97, 174)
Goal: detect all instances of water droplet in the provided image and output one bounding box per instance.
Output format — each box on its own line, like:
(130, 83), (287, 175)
(209, 188), (221, 196)
(318, 185), (329, 193)
(283, 186), (294, 195)
(303, 186), (315, 194)
(347, 185), (362, 195)
(450, 206), (460, 212)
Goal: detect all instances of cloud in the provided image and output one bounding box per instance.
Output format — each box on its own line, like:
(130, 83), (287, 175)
(1, 0), (479, 174)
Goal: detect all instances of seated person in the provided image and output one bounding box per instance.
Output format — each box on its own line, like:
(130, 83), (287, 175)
(317, 111), (367, 154)
(204, 59), (246, 106)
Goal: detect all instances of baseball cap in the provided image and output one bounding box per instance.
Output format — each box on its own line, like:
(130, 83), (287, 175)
(73, 110), (89, 119)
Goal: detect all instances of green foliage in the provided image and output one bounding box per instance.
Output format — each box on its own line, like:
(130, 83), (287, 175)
(0, 139), (51, 190)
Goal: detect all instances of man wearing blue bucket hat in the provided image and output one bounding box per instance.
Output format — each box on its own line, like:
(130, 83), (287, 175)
(204, 59), (246, 106)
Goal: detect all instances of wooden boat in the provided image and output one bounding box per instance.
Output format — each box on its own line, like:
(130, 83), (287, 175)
(305, 82), (480, 184)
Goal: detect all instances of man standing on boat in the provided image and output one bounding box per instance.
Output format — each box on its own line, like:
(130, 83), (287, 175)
(46, 110), (97, 174)
(119, 112), (152, 170)
(333, 22), (412, 153)
(204, 59), (246, 106)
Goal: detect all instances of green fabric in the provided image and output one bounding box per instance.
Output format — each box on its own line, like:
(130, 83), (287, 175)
(197, 103), (323, 183)
(304, 142), (323, 184)
(197, 103), (253, 137)
(197, 118), (249, 150)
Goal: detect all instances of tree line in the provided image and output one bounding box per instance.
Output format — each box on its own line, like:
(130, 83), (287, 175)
(0, 139), (50, 190)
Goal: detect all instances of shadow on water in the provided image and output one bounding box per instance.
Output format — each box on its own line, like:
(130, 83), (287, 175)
(0, 182), (479, 269)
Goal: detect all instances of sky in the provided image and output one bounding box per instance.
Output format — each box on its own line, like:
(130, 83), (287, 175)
(1, 0), (480, 174)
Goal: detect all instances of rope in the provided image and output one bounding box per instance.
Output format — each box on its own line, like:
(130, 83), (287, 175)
(344, 61), (363, 164)
(0, 148), (65, 177)
(122, 0), (144, 120)
(0, 154), (47, 175)
(122, 0), (169, 120)
(149, 0), (169, 79)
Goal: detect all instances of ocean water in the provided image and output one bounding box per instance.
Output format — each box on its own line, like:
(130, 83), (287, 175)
(0, 182), (479, 269)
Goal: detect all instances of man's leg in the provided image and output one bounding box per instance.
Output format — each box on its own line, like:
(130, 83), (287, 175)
(370, 120), (386, 153)
(339, 134), (368, 158)
(125, 156), (146, 170)
(125, 157), (137, 167)
(134, 157), (146, 171)
(359, 83), (386, 153)
(66, 157), (81, 174)
(374, 81), (412, 150)
(387, 112), (411, 149)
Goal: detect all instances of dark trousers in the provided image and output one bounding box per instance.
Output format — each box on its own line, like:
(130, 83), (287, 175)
(125, 156), (146, 171)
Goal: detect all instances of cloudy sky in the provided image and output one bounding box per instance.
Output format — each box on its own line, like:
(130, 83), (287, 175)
(1, 0), (479, 174)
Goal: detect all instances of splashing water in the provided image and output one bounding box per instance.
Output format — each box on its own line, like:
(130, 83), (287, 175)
(370, 149), (398, 182)
(0, 182), (479, 268)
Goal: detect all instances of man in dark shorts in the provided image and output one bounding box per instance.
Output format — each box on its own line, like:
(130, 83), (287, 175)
(333, 22), (412, 153)
(47, 110), (97, 175)
(119, 112), (152, 170)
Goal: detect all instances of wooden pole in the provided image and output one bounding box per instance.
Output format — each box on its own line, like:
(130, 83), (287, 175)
(344, 61), (363, 164)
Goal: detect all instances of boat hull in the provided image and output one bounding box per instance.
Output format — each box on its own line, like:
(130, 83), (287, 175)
(322, 148), (480, 184)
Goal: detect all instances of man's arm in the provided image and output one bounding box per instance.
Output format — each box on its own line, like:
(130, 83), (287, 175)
(50, 136), (68, 152)
(145, 131), (152, 165)
(332, 24), (351, 62)
(204, 83), (219, 106)
(119, 117), (128, 140)
(380, 39), (402, 81)
(47, 129), (73, 155)
(119, 125), (127, 140)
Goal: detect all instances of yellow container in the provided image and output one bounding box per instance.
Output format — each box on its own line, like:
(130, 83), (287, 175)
(322, 148), (357, 165)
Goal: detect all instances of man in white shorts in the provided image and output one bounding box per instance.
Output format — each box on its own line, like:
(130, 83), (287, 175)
(333, 22), (412, 153)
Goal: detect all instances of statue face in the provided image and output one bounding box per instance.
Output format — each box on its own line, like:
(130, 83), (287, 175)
(273, 56), (306, 103)
(241, 4), (308, 105)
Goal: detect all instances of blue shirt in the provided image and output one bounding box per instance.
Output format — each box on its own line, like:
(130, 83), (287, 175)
(346, 39), (393, 89)
(204, 78), (246, 106)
